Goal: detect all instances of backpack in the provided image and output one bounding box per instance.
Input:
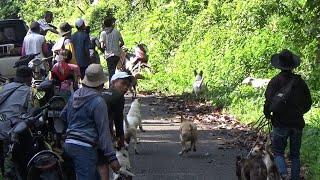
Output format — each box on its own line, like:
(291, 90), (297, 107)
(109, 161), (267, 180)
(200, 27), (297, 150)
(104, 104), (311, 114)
(269, 75), (298, 113)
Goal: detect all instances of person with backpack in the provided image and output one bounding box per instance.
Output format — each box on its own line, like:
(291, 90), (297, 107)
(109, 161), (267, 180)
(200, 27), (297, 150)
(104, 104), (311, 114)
(0, 66), (34, 179)
(263, 49), (312, 180)
(52, 22), (77, 65)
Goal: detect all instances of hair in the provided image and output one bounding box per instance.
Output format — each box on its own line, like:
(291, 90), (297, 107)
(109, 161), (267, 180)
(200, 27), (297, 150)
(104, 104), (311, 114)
(59, 49), (72, 63)
(44, 11), (53, 18)
(103, 17), (114, 28)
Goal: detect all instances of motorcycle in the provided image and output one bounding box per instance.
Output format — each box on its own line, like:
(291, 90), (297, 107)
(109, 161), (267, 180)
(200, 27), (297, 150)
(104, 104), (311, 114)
(8, 96), (65, 180)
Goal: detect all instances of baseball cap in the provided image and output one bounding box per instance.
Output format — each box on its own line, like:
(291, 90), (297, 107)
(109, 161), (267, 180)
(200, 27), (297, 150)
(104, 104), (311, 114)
(75, 18), (85, 28)
(111, 71), (133, 82)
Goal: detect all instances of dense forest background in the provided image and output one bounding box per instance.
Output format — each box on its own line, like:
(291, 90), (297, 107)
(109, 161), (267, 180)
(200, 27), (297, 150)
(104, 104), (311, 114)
(1, 0), (319, 178)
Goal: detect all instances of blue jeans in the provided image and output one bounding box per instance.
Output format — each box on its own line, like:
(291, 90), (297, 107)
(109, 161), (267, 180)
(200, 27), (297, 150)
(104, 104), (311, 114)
(64, 143), (98, 180)
(272, 127), (302, 180)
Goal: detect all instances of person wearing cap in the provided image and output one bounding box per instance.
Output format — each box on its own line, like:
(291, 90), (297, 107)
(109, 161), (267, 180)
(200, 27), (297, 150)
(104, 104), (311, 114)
(0, 66), (34, 178)
(99, 16), (124, 85)
(61, 64), (120, 179)
(37, 11), (59, 36)
(71, 18), (91, 79)
(22, 21), (49, 58)
(52, 22), (77, 64)
(97, 71), (133, 179)
(264, 49), (312, 180)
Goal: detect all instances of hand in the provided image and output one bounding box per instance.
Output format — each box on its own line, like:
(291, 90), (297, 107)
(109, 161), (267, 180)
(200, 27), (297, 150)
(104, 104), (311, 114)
(116, 136), (125, 148)
(110, 160), (121, 173)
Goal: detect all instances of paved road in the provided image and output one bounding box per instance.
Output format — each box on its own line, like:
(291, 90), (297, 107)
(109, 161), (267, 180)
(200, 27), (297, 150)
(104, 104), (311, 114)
(124, 95), (242, 180)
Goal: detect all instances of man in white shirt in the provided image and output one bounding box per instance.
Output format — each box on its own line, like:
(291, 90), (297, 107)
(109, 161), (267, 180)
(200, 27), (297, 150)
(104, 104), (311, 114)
(22, 22), (48, 58)
(99, 17), (124, 85)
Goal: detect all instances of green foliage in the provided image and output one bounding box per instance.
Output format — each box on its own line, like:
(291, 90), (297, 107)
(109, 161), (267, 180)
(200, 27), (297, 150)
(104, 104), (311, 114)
(0, 0), (23, 19)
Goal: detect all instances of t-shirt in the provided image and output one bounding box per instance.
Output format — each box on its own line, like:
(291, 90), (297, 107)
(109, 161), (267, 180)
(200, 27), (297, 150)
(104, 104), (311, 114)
(52, 37), (77, 64)
(37, 19), (54, 35)
(51, 62), (80, 91)
(99, 28), (123, 58)
(22, 32), (45, 58)
(71, 31), (90, 68)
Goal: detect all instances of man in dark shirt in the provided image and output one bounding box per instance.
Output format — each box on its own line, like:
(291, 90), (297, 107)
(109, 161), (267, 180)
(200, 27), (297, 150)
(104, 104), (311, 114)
(98, 71), (133, 180)
(71, 18), (90, 79)
(264, 49), (312, 180)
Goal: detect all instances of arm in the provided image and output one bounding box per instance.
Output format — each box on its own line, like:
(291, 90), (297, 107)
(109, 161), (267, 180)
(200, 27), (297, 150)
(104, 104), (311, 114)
(99, 31), (106, 50)
(264, 79), (276, 119)
(48, 28), (59, 34)
(298, 80), (312, 114)
(94, 98), (117, 163)
(84, 34), (91, 61)
(119, 31), (124, 48)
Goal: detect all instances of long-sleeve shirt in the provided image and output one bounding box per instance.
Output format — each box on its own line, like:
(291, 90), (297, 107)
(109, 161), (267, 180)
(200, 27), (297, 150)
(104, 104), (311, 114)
(264, 71), (312, 129)
(60, 87), (116, 162)
(102, 88), (125, 137)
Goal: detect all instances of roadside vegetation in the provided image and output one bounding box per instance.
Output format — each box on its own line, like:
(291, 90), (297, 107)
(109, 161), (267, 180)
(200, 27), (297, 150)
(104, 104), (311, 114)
(1, 0), (319, 178)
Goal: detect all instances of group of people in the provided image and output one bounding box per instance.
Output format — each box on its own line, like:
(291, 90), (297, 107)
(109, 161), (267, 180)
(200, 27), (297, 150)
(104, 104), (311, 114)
(0, 9), (314, 180)
(0, 10), (133, 180)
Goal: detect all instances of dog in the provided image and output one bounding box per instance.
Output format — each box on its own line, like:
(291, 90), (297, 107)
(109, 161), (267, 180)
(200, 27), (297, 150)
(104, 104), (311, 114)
(178, 116), (198, 156)
(193, 70), (205, 97)
(236, 139), (281, 180)
(242, 76), (270, 88)
(124, 98), (144, 154)
(112, 147), (135, 180)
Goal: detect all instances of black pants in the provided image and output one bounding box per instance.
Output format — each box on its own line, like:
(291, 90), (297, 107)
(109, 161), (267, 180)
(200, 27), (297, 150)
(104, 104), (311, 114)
(106, 56), (120, 86)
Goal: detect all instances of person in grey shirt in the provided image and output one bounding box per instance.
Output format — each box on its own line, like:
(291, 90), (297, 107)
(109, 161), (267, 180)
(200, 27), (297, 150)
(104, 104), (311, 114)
(100, 17), (124, 85)
(0, 66), (33, 178)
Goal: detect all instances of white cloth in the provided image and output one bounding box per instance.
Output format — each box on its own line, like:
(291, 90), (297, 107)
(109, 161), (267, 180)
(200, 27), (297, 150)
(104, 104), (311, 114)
(23, 32), (45, 58)
(99, 28), (123, 58)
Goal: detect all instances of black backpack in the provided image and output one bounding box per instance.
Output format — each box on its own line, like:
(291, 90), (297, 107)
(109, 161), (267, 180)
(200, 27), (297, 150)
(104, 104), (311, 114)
(269, 75), (298, 113)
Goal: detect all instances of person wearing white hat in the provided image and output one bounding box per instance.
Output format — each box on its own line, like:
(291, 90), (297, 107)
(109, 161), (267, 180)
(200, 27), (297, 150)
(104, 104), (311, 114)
(71, 18), (91, 79)
(61, 64), (120, 179)
(97, 71), (133, 179)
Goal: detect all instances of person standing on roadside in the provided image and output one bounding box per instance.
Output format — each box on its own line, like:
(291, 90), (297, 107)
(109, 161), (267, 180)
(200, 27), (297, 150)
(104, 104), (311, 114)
(97, 71), (133, 179)
(71, 18), (91, 79)
(99, 17), (124, 85)
(264, 49), (312, 180)
(61, 64), (120, 180)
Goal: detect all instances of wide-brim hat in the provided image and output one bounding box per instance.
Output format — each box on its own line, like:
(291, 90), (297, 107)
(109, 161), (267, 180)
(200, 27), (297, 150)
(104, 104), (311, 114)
(271, 49), (301, 70)
(82, 64), (107, 88)
(14, 65), (33, 82)
(59, 22), (73, 36)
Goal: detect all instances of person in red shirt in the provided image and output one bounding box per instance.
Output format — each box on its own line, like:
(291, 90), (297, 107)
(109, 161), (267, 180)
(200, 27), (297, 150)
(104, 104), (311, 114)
(51, 49), (80, 98)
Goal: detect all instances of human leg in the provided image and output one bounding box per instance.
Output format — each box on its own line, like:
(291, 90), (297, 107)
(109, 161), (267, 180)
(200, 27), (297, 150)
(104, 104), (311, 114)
(272, 127), (289, 177)
(289, 128), (303, 180)
(63, 143), (97, 180)
(106, 56), (120, 85)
